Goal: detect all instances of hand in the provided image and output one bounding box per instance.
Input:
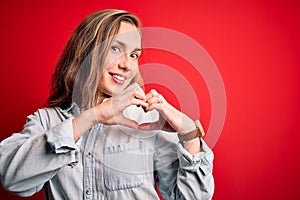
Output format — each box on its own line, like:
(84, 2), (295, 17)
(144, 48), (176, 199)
(139, 89), (196, 134)
(94, 83), (149, 129)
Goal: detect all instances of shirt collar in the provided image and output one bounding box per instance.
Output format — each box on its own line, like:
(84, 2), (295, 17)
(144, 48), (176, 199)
(63, 102), (80, 117)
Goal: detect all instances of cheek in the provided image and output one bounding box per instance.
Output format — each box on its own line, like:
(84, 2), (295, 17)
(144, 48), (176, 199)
(104, 51), (119, 67)
(98, 74), (106, 89)
(129, 65), (139, 78)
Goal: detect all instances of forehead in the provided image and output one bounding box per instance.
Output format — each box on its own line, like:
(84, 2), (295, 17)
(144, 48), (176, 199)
(114, 22), (141, 50)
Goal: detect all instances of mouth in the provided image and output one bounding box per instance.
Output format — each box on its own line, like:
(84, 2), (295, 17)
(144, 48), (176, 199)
(109, 72), (127, 84)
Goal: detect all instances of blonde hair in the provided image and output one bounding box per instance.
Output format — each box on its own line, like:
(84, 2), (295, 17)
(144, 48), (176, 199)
(48, 9), (143, 109)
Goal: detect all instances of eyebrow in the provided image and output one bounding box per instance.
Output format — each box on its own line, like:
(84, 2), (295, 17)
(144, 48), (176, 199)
(114, 39), (141, 52)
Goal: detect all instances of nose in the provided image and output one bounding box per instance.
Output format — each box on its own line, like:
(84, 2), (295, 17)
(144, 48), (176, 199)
(118, 53), (132, 71)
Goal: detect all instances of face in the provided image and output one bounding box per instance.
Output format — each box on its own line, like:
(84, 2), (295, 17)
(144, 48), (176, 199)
(99, 22), (142, 97)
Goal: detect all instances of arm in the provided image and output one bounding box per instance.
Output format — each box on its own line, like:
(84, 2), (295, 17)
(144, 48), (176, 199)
(0, 108), (78, 196)
(140, 89), (214, 199)
(72, 83), (149, 141)
(154, 132), (214, 200)
(0, 83), (148, 196)
(140, 89), (203, 154)
(177, 139), (214, 199)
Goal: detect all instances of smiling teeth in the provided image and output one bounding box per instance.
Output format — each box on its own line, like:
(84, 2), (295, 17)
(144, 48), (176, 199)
(113, 75), (125, 81)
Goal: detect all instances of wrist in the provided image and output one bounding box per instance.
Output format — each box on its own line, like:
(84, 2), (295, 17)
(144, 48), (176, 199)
(178, 120), (205, 143)
(90, 107), (100, 125)
(82, 108), (98, 126)
(93, 100), (113, 124)
(72, 109), (96, 141)
(183, 137), (202, 155)
(177, 114), (196, 135)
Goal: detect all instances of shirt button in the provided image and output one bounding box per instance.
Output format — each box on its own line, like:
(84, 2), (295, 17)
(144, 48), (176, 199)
(86, 152), (91, 158)
(86, 189), (92, 195)
(193, 157), (200, 164)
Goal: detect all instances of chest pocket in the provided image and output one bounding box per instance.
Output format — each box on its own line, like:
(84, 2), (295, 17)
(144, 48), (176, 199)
(104, 141), (145, 191)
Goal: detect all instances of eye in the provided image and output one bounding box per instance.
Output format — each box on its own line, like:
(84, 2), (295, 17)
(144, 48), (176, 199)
(111, 45), (121, 53)
(130, 53), (139, 59)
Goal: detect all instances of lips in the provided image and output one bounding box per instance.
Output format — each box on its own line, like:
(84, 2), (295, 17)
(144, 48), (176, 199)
(109, 72), (126, 84)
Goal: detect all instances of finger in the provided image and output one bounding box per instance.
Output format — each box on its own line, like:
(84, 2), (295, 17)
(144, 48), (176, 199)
(132, 86), (147, 101)
(146, 95), (164, 111)
(130, 98), (149, 108)
(147, 104), (161, 112)
(133, 93), (146, 101)
(124, 83), (146, 98)
(117, 116), (139, 129)
(138, 121), (161, 131)
(145, 89), (159, 100)
(145, 92), (153, 99)
(150, 89), (159, 96)
(147, 96), (163, 105)
(122, 84), (146, 105)
(138, 123), (153, 131)
(130, 83), (145, 95)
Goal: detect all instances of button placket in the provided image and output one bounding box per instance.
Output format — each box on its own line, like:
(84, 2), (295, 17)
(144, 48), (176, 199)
(83, 126), (97, 200)
(82, 124), (103, 200)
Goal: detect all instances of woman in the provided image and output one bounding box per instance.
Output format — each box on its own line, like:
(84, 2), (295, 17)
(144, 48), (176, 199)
(0, 9), (214, 199)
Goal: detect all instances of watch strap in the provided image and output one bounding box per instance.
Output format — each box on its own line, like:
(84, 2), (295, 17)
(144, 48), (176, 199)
(178, 120), (205, 143)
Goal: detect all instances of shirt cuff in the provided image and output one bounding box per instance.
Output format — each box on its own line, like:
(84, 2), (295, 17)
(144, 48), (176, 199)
(178, 138), (213, 175)
(46, 117), (79, 154)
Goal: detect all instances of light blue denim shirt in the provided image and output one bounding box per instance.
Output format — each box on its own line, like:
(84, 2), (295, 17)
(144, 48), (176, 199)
(0, 103), (214, 199)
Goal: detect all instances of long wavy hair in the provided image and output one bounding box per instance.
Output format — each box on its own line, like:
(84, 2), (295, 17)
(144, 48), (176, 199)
(48, 9), (143, 110)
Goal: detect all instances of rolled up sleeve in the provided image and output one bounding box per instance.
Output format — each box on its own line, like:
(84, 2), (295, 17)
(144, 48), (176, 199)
(178, 139), (213, 174)
(0, 108), (79, 196)
(154, 130), (214, 200)
(177, 138), (215, 200)
(46, 117), (78, 154)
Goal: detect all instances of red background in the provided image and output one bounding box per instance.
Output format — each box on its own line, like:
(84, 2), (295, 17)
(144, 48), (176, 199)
(1, 0), (299, 199)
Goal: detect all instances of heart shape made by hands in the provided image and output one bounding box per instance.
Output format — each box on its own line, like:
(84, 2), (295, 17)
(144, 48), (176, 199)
(123, 105), (159, 125)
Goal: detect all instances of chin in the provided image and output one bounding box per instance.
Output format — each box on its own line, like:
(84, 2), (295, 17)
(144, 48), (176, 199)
(105, 86), (125, 96)
(103, 81), (132, 97)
